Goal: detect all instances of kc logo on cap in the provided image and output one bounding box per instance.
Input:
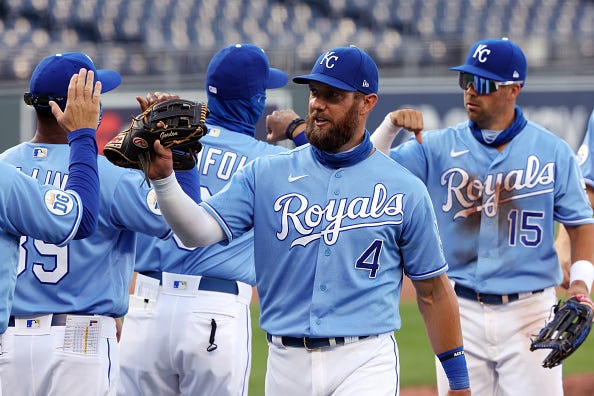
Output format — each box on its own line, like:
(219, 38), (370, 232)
(293, 46), (378, 94)
(472, 44), (491, 63)
(320, 52), (339, 69)
(449, 38), (527, 86)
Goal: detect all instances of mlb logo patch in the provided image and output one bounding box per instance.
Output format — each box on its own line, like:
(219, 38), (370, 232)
(33, 147), (47, 159)
(26, 319), (41, 328)
(173, 280), (187, 290)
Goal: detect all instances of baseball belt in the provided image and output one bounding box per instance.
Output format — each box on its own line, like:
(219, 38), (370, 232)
(454, 283), (544, 305)
(139, 271), (240, 296)
(267, 333), (370, 350)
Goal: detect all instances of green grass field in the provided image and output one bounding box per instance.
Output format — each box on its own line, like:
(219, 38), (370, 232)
(248, 300), (594, 395)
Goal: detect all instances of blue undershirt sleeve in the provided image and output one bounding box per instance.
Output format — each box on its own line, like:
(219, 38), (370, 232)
(65, 128), (100, 239)
(174, 160), (201, 204)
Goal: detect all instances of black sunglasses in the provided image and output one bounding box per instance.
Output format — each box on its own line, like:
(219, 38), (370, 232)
(23, 92), (66, 107)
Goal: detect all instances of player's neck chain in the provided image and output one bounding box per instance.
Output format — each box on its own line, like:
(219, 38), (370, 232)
(469, 105), (527, 147)
(312, 130), (373, 169)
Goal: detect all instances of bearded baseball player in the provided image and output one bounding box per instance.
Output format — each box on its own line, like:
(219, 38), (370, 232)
(118, 43), (291, 396)
(371, 38), (594, 395)
(0, 68), (101, 351)
(141, 46), (470, 395)
(0, 52), (174, 395)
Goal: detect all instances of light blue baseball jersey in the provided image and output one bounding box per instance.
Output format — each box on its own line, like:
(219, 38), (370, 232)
(0, 162), (83, 332)
(576, 110), (594, 188)
(0, 143), (172, 318)
(389, 120), (594, 294)
(201, 144), (447, 337)
(134, 125), (286, 285)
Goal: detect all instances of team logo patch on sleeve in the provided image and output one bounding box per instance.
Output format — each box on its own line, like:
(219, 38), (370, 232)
(44, 189), (75, 215)
(146, 189), (162, 215)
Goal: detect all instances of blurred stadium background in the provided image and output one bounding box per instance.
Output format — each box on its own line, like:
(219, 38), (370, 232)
(1, 0), (594, 151)
(2, 0), (594, 80)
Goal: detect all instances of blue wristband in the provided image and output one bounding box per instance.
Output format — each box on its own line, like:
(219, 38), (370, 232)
(437, 346), (470, 390)
(292, 131), (308, 147)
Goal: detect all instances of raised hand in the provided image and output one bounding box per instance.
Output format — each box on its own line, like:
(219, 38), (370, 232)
(136, 91), (180, 112)
(389, 109), (424, 144)
(50, 68), (102, 132)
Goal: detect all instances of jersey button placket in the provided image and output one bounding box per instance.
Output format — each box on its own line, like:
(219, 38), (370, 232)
(333, 170), (341, 195)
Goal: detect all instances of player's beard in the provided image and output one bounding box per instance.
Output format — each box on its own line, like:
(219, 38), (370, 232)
(305, 102), (360, 153)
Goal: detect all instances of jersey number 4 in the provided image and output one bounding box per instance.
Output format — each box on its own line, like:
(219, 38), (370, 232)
(355, 239), (383, 278)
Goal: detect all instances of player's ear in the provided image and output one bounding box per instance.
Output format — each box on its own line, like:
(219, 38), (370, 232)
(506, 84), (522, 102)
(361, 93), (378, 115)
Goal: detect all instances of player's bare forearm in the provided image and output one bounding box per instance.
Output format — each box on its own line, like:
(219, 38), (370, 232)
(565, 223), (594, 297)
(414, 274), (470, 393)
(412, 273), (464, 354)
(554, 223), (571, 288)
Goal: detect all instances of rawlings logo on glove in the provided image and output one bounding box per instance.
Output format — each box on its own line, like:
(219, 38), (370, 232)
(104, 99), (209, 185)
(530, 295), (594, 368)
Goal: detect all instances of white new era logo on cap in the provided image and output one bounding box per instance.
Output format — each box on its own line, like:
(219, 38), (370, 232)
(513, 71), (519, 78)
(362, 80), (369, 88)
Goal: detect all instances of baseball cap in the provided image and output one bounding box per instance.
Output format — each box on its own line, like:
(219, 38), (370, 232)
(26, 52), (122, 107)
(292, 46), (378, 94)
(206, 43), (288, 99)
(449, 38), (526, 86)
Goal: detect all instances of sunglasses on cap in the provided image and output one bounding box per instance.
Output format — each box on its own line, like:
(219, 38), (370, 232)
(458, 72), (522, 95)
(23, 92), (66, 107)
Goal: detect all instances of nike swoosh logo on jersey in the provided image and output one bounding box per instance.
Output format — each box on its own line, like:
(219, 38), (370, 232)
(450, 149), (470, 157)
(288, 174), (309, 182)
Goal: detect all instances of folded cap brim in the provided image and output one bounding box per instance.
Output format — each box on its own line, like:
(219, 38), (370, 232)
(96, 69), (122, 93)
(449, 65), (505, 82)
(266, 67), (288, 89)
(292, 73), (356, 92)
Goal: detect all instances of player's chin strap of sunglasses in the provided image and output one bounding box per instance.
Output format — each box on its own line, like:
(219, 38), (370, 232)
(24, 92), (66, 107)
(458, 72), (523, 95)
